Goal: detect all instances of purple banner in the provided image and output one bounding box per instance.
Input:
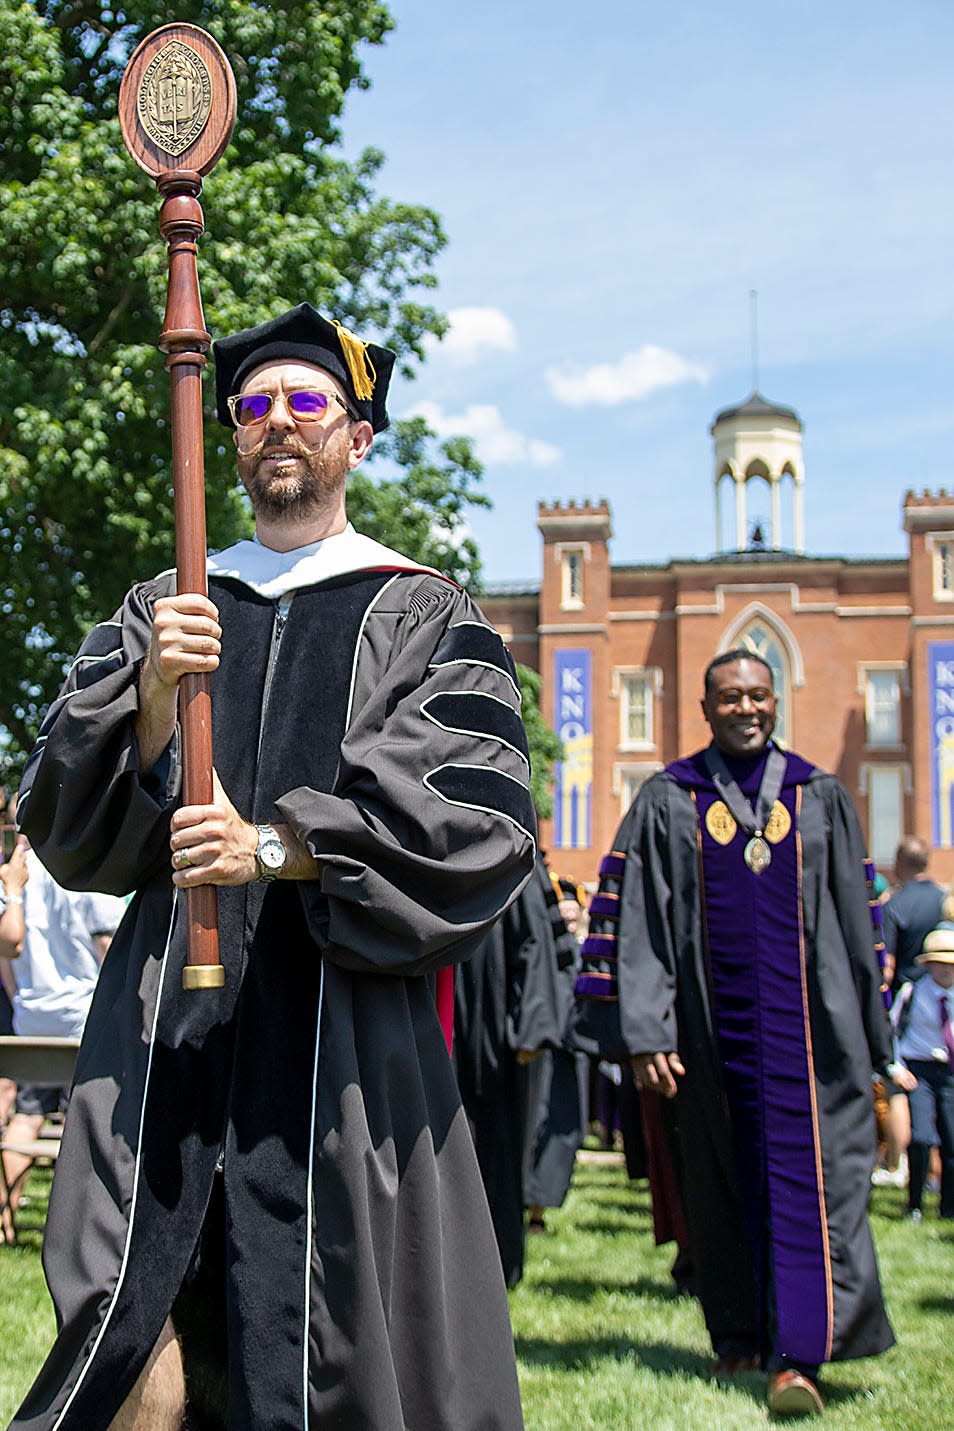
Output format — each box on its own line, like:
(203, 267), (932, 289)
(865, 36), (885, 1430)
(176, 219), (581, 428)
(553, 648), (593, 849)
(928, 641), (954, 847)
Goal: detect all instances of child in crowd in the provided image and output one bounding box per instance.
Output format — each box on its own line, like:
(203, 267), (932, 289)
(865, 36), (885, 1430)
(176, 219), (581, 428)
(893, 924), (954, 1222)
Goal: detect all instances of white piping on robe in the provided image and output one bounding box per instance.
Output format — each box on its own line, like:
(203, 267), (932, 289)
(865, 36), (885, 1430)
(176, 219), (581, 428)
(52, 894), (178, 1428)
(67, 648), (124, 676)
(427, 654), (521, 700)
(446, 621), (522, 703)
(422, 762), (537, 850)
(346, 574), (400, 724)
(420, 690), (529, 767)
(302, 961), (325, 1429)
(302, 576), (398, 1422)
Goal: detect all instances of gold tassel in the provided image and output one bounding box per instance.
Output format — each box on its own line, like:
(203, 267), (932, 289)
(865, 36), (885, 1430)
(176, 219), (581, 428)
(332, 320), (376, 401)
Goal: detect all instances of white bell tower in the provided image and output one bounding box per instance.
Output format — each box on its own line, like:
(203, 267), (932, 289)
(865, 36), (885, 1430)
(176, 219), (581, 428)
(711, 392), (805, 553)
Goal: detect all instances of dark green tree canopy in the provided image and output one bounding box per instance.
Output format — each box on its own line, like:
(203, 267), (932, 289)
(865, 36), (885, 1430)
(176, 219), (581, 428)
(516, 664), (563, 821)
(1, 0), (487, 779)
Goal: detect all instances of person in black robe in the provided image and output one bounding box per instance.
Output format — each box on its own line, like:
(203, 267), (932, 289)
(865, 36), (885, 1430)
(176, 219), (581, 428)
(524, 875), (588, 1233)
(453, 853), (574, 1286)
(573, 648), (895, 1419)
(12, 305), (534, 1431)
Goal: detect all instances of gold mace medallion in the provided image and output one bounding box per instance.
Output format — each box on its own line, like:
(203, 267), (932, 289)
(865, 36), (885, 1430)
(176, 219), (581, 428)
(137, 40), (213, 157)
(764, 799), (792, 845)
(705, 800), (738, 845)
(744, 835), (772, 873)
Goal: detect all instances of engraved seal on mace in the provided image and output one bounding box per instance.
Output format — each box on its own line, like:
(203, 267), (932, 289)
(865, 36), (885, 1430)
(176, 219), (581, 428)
(136, 40), (213, 157)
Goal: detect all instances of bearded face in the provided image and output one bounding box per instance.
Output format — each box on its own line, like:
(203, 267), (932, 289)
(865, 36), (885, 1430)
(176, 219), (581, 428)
(236, 424), (353, 522)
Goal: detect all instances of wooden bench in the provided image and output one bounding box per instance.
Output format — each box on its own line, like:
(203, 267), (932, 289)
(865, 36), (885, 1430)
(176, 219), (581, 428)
(0, 1035), (80, 1244)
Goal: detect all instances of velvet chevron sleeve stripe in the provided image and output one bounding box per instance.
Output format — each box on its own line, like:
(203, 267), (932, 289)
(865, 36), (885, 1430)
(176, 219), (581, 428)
(573, 850), (626, 1003)
(420, 691), (530, 768)
(428, 620), (522, 699)
(423, 763), (536, 847)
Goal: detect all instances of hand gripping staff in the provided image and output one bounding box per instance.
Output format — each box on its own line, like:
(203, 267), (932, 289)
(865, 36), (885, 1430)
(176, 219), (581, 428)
(119, 25), (236, 991)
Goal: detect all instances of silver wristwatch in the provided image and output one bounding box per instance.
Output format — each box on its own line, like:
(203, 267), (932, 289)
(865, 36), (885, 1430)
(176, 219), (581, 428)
(254, 824), (287, 882)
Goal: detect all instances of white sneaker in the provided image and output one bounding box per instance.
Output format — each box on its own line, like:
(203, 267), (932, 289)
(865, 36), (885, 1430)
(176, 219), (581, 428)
(871, 1153), (908, 1188)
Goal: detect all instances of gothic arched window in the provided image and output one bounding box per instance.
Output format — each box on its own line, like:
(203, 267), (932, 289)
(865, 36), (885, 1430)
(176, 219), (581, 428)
(738, 621), (791, 746)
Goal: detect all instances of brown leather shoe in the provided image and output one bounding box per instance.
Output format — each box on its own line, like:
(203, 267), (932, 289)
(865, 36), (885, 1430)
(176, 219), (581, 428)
(767, 1369), (824, 1417)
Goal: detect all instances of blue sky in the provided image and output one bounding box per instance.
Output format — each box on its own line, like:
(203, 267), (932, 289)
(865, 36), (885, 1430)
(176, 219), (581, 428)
(341, 0), (954, 582)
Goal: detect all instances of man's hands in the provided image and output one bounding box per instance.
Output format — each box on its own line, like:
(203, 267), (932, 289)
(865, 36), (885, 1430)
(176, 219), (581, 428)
(146, 593), (222, 690)
(139, 595), (321, 888)
(631, 1051), (686, 1098)
(170, 771), (320, 888)
(171, 770), (259, 888)
(0, 840), (28, 900)
(136, 595), (222, 772)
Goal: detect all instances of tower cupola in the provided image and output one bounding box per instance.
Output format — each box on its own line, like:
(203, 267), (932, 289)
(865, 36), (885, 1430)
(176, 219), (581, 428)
(711, 391), (805, 553)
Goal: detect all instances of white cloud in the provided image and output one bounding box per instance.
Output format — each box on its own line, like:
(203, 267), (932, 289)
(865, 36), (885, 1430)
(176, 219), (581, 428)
(412, 401), (560, 468)
(545, 345), (708, 406)
(426, 306), (518, 363)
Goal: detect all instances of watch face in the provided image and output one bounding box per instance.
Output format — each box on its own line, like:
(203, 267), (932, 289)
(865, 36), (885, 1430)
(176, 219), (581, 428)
(260, 840), (285, 871)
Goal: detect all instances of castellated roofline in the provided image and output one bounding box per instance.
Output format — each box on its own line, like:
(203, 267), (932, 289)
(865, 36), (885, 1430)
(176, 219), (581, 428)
(904, 488), (953, 505)
(903, 489), (954, 532)
(537, 499), (612, 543)
(537, 499), (611, 518)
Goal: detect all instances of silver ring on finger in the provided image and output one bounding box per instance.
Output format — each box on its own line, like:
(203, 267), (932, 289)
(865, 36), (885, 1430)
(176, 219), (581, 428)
(175, 848), (193, 869)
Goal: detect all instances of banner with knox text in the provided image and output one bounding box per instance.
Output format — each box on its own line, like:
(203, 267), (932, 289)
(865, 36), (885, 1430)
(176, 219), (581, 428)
(553, 648), (593, 849)
(929, 641), (954, 847)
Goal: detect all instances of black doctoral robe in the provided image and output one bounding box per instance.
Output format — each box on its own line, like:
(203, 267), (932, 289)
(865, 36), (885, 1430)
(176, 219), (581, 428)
(13, 533), (535, 1431)
(573, 744), (894, 1369)
(453, 854), (574, 1286)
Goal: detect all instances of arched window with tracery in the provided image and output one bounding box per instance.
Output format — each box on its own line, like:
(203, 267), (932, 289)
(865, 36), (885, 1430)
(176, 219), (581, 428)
(738, 621), (791, 746)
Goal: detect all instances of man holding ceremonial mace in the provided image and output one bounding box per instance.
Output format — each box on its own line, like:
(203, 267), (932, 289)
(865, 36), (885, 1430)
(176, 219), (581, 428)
(13, 17), (531, 1429)
(12, 301), (533, 1430)
(572, 649), (896, 1417)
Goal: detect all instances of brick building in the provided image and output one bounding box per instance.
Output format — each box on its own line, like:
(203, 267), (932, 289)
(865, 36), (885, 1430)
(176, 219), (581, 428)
(480, 392), (954, 887)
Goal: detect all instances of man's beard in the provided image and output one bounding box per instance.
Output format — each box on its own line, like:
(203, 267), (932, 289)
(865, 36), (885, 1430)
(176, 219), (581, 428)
(236, 431), (349, 521)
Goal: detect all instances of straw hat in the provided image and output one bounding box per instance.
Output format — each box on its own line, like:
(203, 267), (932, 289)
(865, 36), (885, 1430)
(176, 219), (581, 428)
(916, 922), (954, 964)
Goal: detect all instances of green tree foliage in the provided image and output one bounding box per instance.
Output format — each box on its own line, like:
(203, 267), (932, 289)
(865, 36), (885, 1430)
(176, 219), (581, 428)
(516, 663), (563, 821)
(353, 418), (489, 586)
(0, 0), (487, 780)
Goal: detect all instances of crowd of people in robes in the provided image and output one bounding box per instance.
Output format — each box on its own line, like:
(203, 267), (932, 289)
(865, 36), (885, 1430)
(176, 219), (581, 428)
(1, 310), (950, 1427)
(8, 598), (954, 1425)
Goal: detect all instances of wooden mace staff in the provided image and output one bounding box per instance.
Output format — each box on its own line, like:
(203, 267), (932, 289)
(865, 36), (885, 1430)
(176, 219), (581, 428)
(118, 25), (236, 991)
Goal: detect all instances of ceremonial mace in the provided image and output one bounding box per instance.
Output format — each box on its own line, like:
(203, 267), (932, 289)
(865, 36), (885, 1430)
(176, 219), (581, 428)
(118, 25), (236, 991)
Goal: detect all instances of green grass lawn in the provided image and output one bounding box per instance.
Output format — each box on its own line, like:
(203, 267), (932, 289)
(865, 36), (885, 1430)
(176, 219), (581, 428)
(2, 1157), (952, 1428)
(512, 1156), (954, 1430)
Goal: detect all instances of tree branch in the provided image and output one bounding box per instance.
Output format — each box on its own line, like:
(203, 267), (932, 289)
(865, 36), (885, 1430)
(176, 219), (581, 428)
(86, 285), (134, 358)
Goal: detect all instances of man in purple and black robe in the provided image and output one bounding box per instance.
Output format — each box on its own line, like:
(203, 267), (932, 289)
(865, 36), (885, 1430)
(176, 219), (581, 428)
(573, 648), (894, 1418)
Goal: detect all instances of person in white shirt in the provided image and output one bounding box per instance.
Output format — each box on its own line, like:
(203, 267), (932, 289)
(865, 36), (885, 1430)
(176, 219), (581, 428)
(894, 923), (954, 1222)
(0, 839), (125, 1238)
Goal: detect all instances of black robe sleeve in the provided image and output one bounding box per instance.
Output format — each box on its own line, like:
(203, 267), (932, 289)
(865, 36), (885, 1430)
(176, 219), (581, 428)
(16, 577), (179, 894)
(506, 858), (576, 1054)
(823, 776), (893, 1072)
(615, 779), (683, 1057)
(276, 584), (537, 976)
(570, 778), (684, 1062)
